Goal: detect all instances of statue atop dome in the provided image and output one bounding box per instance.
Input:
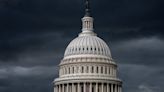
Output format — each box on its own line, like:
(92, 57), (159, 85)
(85, 0), (91, 17)
(79, 0), (96, 36)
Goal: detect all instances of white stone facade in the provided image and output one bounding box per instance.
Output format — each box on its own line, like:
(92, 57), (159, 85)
(53, 3), (122, 92)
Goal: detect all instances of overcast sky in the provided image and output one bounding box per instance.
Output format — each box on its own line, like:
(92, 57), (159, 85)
(0, 0), (164, 92)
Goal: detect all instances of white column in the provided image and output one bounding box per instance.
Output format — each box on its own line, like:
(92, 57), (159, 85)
(101, 83), (104, 92)
(72, 83), (74, 92)
(98, 66), (101, 74)
(84, 66), (86, 73)
(103, 66), (105, 74)
(94, 66), (96, 74)
(90, 83), (92, 92)
(70, 67), (72, 74)
(66, 84), (69, 92)
(111, 84), (113, 92)
(78, 83), (81, 92)
(69, 84), (71, 92)
(59, 85), (61, 92)
(89, 66), (91, 73)
(96, 83), (98, 92)
(120, 86), (122, 92)
(62, 84), (64, 92)
(107, 84), (109, 92)
(84, 83), (86, 92)
(114, 84), (117, 92)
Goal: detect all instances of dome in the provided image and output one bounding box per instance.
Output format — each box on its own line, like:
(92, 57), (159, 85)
(54, 2), (122, 92)
(64, 35), (111, 58)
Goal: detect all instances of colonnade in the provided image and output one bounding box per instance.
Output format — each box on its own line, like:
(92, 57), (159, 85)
(55, 82), (122, 92)
(60, 65), (116, 77)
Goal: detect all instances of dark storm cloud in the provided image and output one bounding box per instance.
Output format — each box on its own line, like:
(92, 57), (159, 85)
(111, 37), (164, 67)
(118, 64), (164, 92)
(0, 0), (164, 92)
(0, 31), (74, 63)
(0, 66), (58, 92)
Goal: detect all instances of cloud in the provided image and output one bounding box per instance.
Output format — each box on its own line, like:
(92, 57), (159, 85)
(111, 37), (164, 67)
(0, 66), (58, 92)
(0, 0), (163, 92)
(0, 66), (58, 77)
(118, 64), (164, 92)
(138, 84), (161, 92)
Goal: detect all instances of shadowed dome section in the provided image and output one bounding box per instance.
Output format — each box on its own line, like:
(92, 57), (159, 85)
(64, 35), (111, 57)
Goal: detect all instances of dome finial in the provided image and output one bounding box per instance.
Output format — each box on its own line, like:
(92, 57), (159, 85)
(79, 0), (96, 36)
(85, 0), (91, 16)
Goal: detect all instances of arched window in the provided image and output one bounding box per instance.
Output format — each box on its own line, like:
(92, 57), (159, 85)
(96, 67), (98, 73)
(102, 49), (103, 52)
(101, 67), (103, 74)
(91, 66), (94, 73)
(68, 67), (70, 74)
(72, 67), (74, 74)
(82, 66), (84, 73)
(86, 66), (89, 73)
(95, 48), (97, 51)
(82, 47), (84, 51)
(105, 67), (107, 74)
(87, 47), (89, 51)
(65, 68), (67, 74)
(77, 67), (79, 73)
(98, 48), (100, 51)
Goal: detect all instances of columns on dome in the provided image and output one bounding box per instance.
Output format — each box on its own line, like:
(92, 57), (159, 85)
(103, 66), (105, 74)
(111, 84), (113, 92)
(96, 83), (98, 92)
(89, 83), (92, 92)
(66, 84), (69, 92)
(101, 83), (104, 92)
(107, 83), (109, 92)
(62, 84), (64, 92)
(72, 83), (75, 92)
(78, 83), (81, 92)
(54, 85), (57, 92)
(59, 85), (61, 92)
(84, 83), (86, 92)
(55, 82), (121, 92)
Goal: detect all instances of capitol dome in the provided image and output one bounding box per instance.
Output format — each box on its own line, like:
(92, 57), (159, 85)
(53, 0), (122, 92)
(64, 35), (112, 58)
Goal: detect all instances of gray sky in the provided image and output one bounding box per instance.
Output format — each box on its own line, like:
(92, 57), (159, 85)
(0, 0), (164, 92)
